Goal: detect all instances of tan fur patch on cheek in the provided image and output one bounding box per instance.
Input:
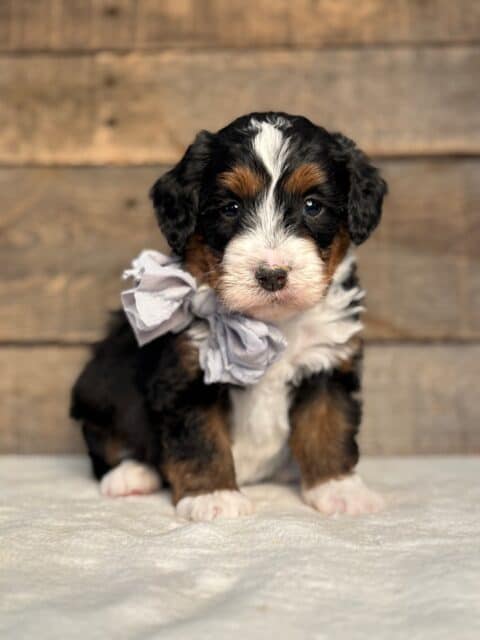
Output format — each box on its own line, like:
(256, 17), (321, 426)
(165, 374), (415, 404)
(320, 228), (351, 282)
(183, 234), (223, 288)
(218, 165), (265, 199)
(284, 163), (327, 195)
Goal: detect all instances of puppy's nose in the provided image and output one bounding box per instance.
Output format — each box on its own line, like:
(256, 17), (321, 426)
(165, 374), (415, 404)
(255, 265), (288, 292)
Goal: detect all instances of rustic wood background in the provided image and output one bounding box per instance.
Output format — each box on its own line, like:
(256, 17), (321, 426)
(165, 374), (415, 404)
(1, 0), (479, 454)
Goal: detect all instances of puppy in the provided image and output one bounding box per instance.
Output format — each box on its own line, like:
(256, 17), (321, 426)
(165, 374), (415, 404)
(70, 112), (387, 521)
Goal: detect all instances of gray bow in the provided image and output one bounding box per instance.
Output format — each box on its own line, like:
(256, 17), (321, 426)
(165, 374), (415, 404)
(121, 250), (286, 385)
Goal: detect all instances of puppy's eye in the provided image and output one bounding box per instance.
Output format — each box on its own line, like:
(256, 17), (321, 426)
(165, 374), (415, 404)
(221, 202), (240, 217)
(303, 197), (324, 218)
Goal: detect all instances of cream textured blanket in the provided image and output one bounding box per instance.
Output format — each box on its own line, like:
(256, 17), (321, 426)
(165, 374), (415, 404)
(0, 456), (479, 639)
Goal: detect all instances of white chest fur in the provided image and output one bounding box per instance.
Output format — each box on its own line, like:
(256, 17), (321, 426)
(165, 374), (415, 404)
(230, 253), (364, 485)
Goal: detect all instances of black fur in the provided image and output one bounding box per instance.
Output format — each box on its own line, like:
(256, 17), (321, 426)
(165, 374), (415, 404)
(331, 132), (387, 245)
(150, 130), (214, 254)
(71, 311), (227, 482)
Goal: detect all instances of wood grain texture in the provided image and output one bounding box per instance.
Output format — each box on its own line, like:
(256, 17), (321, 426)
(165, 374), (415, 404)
(1, 0), (135, 51)
(1, 345), (478, 454)
(1, 1), (479, 51)
(360, 345), (480, 455)
(0, 167), (165, 342)
(1, 46), (479, 164)
(0, 347), (85, 454)
(2, 159), (479, 342)
(359, 158), (480, 340)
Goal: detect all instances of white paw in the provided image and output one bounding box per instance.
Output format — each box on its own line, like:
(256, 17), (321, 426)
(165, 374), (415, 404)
(176, 490), (254, 522)
(303, 474), (384, 516)
(100, 460), (161, 497)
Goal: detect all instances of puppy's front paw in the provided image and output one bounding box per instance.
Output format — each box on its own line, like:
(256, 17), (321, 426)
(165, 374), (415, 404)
(176, 490), (254, 522)
(100, 460), (161, 497)
(303, 474), (384, 516)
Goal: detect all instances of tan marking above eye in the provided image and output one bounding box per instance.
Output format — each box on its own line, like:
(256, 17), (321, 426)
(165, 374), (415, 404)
(218, 165), (265, 199)
(284, 163), (327, 195)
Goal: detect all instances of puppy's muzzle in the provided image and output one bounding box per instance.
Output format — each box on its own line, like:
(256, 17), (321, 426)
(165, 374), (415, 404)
(255, 265), (288, 292)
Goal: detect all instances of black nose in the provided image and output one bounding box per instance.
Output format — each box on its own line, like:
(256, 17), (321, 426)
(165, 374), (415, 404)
(255, 266), (288, 292)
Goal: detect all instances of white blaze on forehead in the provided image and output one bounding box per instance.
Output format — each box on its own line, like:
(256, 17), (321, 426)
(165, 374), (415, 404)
(251, 121), (290, 248)
(253, 121), (289, 178)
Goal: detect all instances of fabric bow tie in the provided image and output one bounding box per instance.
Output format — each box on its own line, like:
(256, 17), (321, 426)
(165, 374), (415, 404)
(121, 250), (287, 386)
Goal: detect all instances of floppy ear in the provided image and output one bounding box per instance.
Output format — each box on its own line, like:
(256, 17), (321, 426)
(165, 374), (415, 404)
(150, 130), (213, 255)
(331, 133), (387, 245)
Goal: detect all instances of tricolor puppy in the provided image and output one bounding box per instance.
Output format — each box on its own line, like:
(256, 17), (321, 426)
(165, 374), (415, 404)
(71, 112), (387, 521)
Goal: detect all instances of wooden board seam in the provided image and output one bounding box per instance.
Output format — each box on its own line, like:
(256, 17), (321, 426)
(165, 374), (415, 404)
(3, 40), (480, 55)
(1, 152), (480, 170)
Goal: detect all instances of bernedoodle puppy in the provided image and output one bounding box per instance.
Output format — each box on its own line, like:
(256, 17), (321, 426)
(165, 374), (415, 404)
(71, 112), (387, 521)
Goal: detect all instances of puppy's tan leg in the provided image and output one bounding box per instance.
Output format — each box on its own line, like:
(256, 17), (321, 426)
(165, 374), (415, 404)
(289, 363), (383, 516)
(162, 405), (253, 521)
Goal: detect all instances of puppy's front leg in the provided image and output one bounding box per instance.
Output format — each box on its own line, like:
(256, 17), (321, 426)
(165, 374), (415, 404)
(289, 365), (384, 516)
(161, 404), (253, 521)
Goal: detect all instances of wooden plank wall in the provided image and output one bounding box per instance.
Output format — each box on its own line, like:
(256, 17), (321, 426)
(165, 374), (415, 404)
(1, 1), (479, 454)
